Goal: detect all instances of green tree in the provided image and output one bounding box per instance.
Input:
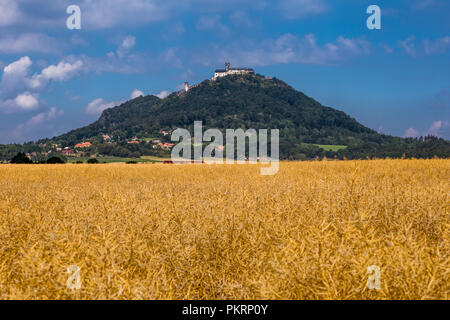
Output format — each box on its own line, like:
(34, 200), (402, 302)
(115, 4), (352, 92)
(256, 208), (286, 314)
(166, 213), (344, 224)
(10, 152), (33, 164)
(46, 157), (65, 164)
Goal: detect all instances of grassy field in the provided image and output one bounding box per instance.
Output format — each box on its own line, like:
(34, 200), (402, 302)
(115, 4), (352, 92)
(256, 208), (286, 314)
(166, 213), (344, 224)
(66, 156), (170, 164)
(0, 160), (448, 299)
(140, 155), (172, 162)
(66, 156), (152, 164)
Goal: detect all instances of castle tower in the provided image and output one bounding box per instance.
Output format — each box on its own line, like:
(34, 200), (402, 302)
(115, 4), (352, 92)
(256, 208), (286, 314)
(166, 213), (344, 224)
(225, 62), (230, 72)
(184, 82), (189, 92)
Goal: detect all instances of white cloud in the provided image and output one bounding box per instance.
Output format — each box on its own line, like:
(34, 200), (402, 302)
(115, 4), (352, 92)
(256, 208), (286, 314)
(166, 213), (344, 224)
(12, 107), (64, 141)
(162, 47), (183, 69)
(14, 92), (39, 110)
(76, 35), (147, 74)
(78, 0), (266, 29)
(79, 52), (147, 74)
(1, 56), (83, 98)
(0, 0), (268, 30)
(30, 60), (84, 89)
(117, 36), (136, 58)
(0, 93), (39, 113)
(39, 60), (84, 82)
(80, 0), (170, 29)
(1, 57), (34, 99)
(25, 107), (63, 127)
(0, 57), (37, 111)
(230, 11), (255, 28)
(3, 56), (32, 76)
(424, 36), (450, 54)
(196, 33), (371, 67)
(0, 33), (60, 54)
(196, 15), (229, 34)
(156, 90), (170, 99)
(277, 0), (328, 19)
(0, 57), (84, 114)
(85, 98), (118, 115)
(404, 127), (420, 138)
(130, 89), (144, 99)
(122, 36), (136, 50)
(404, 121), (449, 138)
(0, 0), (20, 26)
(426, 120), (449, 137)
(399, 36), (416, 57)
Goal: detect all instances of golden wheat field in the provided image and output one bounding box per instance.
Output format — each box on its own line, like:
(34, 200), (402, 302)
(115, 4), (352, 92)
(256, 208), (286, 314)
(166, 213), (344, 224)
(0, 159), (448, 300)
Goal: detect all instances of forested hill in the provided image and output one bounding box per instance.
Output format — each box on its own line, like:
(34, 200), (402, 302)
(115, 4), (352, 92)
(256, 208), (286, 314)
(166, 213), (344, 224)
(1, 74), (449, 161)
(61, 75), (375, 142)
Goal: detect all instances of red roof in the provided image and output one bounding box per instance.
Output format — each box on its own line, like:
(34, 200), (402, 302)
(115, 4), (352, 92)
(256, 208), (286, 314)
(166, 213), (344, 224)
(75, 142), (92, 148)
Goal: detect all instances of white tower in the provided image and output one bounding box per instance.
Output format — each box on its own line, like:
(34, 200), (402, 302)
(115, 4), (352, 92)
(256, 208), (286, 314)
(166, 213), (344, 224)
(184, 82), (189, 92)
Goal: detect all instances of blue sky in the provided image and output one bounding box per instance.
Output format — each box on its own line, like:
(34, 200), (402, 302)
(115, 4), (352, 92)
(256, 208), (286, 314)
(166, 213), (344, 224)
(0, 0), (449, 143)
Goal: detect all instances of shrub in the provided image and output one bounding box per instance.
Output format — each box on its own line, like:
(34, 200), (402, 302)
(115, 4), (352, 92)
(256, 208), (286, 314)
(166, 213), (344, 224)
(87, 158), (99, 164)
(10, 152), (33, 164)
(46, 157), (65, 164)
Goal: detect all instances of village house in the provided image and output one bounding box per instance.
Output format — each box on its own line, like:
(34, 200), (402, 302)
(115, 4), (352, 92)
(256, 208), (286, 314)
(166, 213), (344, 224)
(152, 142), (175, 150)
(62, 149), (75, 156)
(74, 142), (92, 148)
(160, 130), (170, 136)
(162, 142), (175, 150)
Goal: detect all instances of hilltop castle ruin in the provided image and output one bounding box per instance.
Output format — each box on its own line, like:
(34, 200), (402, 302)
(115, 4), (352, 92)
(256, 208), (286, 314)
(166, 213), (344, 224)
(212, 62), (254, 80)
(182, 62), (255, 94)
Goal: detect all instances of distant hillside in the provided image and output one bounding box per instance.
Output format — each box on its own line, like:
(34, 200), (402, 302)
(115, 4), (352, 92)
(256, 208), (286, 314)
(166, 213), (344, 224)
(1, 74), (449, 161)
